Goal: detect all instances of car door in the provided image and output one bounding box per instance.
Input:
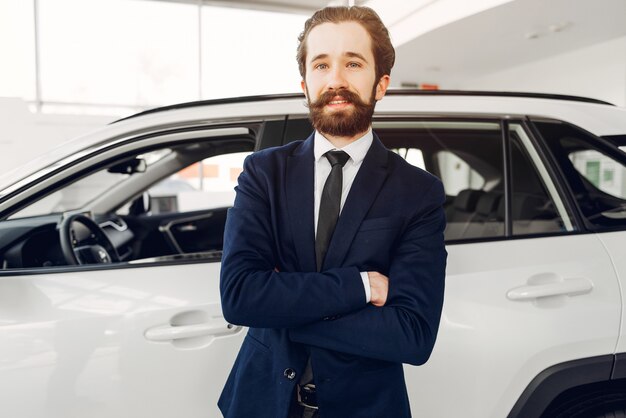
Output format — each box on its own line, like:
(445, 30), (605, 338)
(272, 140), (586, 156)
(0, 121), (272, 418)
(367, 119), (621, 418)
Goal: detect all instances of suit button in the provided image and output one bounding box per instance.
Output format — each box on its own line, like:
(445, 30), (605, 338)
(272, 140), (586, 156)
(284, 368), (296, 380)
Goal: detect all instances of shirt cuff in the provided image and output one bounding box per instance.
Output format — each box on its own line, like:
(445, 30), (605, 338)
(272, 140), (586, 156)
(360, 271), (371, 303)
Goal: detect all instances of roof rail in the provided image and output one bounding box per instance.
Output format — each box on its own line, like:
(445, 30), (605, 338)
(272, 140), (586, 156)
(113, 89), (613, 124)
(388, 89), (613, 106)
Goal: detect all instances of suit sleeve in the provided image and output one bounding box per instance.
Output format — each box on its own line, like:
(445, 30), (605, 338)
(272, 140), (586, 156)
(288, 179), (447, 366)
(220, 153), (367, 329)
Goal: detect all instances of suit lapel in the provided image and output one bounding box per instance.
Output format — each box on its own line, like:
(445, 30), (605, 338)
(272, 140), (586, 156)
(323, 134), (390, 270)
(286, 134), (317, 272)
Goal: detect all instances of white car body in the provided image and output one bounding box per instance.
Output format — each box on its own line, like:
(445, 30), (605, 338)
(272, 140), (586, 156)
(1, 91), (625, 417)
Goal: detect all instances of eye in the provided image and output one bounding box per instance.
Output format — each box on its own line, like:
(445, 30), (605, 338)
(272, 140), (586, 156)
(315, 63), (328, 70)
(347, 62), (362, 68)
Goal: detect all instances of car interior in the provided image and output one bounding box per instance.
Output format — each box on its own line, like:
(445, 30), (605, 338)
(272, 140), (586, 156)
(0, 132), (255, 270)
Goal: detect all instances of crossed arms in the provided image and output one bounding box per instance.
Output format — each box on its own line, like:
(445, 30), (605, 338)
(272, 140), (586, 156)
(220, 154), (447, 365)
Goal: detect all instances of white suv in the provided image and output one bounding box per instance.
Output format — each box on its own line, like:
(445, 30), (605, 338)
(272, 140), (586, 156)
(0, 91), (625, 418)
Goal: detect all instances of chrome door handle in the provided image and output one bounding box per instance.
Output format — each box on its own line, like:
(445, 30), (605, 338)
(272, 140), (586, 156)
(507, 277), (593, 301)
(145, 321), (240, 341)
(177, 224), (198, 232)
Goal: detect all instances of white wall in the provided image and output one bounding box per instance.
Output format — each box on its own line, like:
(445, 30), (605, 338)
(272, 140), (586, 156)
(0, 98), (114, 175)
(459, 36), (626, 106)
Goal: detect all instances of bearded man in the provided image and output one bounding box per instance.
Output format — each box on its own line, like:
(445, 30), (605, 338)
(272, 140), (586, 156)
(218, 6), (447, 418)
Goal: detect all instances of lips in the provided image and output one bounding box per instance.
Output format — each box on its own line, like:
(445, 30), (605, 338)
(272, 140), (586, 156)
(309, 89), (360, 110)
(327, 96), (351, 107)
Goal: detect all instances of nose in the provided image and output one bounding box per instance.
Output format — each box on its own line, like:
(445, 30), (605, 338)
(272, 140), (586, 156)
(327, 66), (348, 91)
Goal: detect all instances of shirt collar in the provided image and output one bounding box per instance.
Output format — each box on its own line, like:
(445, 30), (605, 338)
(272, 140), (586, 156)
(313, 128), (373, 165)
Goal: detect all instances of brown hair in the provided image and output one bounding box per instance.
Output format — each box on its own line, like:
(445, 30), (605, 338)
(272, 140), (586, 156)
(297, 6), (395, 82)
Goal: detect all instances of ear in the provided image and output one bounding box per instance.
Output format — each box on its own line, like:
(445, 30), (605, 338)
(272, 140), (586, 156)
(374, 75), (391, 101)
(301, 80), (307, 98)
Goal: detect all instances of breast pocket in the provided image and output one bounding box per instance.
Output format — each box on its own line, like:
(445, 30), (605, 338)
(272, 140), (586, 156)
(348, 217), (403, 272)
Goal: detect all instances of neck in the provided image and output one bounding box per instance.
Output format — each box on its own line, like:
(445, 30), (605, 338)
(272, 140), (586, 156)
(322, 128), (370, 148)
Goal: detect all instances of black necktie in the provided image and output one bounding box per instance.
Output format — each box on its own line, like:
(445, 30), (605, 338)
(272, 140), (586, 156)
(316, 150), (350, 271)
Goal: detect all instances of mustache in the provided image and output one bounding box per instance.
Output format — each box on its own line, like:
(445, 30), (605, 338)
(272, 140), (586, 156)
(308, 89), (365, 109)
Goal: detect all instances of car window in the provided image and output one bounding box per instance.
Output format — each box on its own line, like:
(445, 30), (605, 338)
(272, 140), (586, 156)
(509, 124), (574, 235)
(535, 121), (626, 229)
(374, 120), (505, 241)
(373, 120), (576, 242)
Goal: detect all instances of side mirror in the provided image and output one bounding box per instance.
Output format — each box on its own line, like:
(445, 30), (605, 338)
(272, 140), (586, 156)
(108, 158), (147, 174)
(129, 191), (151, 215)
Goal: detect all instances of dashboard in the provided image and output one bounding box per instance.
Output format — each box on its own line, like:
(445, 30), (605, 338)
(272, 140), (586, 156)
(0, 213), (135, 269)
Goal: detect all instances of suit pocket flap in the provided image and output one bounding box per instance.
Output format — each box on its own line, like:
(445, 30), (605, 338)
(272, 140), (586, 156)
(358, 216), (402, 232)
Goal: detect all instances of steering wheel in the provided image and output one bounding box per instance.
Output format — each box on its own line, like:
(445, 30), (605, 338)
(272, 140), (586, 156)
(59, 213), (120, 265)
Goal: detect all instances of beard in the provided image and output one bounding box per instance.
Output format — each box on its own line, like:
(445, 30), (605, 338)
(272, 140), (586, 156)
(306, 86), (377, 138)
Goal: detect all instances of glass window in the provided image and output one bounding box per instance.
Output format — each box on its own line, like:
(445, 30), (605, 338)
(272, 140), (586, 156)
(508, 124), (574, 235)
(374, 120), (504, 241)
(536, 121), (626, 229)
(201, 6), (306, 99)
(38, 0), (199, 107)
(569, 150), (626, 199)
(374, 120), (577, 241)
(0, 0), (36, 100)
(10, 149), (171, 219)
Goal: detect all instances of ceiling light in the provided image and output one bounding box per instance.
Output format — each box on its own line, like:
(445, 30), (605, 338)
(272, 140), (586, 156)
(548, 21), (573, 33)
(524, 31), (540, 40)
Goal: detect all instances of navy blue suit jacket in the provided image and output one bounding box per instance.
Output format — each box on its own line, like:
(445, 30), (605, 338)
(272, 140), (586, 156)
(218, 133), (447, 418)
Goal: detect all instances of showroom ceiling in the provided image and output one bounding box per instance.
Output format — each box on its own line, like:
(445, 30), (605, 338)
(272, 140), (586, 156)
(393, 0), (626, 88)
(131, 0), (626, 91)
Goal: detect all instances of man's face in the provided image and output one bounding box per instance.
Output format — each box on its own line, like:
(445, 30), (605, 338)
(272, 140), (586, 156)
(301, 21), (390, 138)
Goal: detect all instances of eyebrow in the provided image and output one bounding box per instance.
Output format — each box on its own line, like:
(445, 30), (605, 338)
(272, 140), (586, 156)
(309, 51), (369, 63)
(345, 51), (368, 62)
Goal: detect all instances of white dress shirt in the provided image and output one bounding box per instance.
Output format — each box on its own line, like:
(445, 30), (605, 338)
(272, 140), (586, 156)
(313, 129), (372, 303)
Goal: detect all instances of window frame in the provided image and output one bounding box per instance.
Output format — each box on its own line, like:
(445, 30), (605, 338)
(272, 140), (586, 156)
(508, 121), (576, 233)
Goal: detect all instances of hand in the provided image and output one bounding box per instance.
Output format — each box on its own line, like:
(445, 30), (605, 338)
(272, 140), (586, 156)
(368, 271), (389, 307)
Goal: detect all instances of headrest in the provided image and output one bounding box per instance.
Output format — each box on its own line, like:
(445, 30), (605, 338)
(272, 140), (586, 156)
(453, 189), (483, 212)
(476, 192), (502, 216)
(496, 194), (546, 220)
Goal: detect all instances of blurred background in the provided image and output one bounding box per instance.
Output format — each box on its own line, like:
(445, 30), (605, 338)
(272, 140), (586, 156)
(1, 0), (625, 174)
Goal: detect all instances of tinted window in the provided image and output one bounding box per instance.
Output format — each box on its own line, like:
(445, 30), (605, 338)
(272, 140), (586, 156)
(535, 121), (626, 229)
(509, 124), (573, 235)
(374, 121), (505, 241)
(374, 120), (576, 241)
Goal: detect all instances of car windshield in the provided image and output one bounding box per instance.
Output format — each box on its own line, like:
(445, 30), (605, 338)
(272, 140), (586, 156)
(9, 149), (171, 219)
